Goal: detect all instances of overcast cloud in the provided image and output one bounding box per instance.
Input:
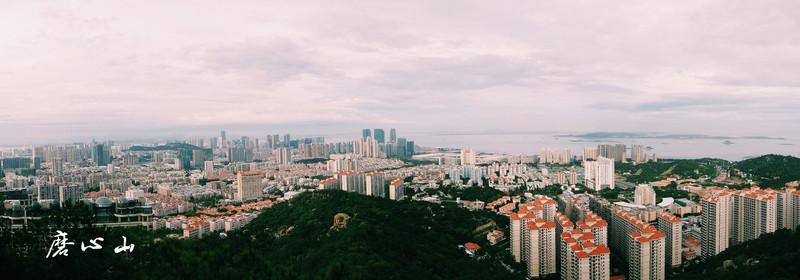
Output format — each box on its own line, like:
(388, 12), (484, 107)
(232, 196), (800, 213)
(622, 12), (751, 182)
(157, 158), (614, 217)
(1, 0), (799, 144)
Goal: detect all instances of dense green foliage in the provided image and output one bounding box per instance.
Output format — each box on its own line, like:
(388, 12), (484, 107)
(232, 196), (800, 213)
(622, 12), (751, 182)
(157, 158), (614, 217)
(617, 158), (727, 183)
(1, 191), (521, 279)
(528, 185), (563, 197)
(294, 158), (328, 164)
(654, 182), (690, 200)
(438, 185), (504, 202)
(732, 154), (800, 187)
(673, 227), (800, 280)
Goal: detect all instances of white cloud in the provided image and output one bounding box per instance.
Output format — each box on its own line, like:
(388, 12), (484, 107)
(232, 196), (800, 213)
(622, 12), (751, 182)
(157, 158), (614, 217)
(0, 0), (799, 144)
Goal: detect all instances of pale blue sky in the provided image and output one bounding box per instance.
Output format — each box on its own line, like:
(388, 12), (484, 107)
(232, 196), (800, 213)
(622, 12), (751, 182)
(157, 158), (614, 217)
(1, 1), (799, 145)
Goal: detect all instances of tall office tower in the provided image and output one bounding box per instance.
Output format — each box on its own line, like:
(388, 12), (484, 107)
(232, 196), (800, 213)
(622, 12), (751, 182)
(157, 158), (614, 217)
(584, 157), (614, 191)
(209, 137), (218, 149)
(628, 228), (666, 280)
(362, 129), (372, 139)
(271, 134), (280, 148)
(598, 144), (626, 162)
(31, 146), (42, 169)
(701, 190), (732, 258)
(583, 147), (599, 161)
(203, 161), (214, 178)
(373, 128), (385, 143)
(657, 213), (682, 268)
(365, 172), (386, 197)
(560, 229), (611, 280)
(220, 130), (227, 148)
(631, 144), (646, 163)
(240, 136), (250, 149)
(228, 146), (253, 163)
(460, 148), (477, 165)
(282, 134), (291, 147)
(58, 184), (82, 207)
(91, 143), (110, 166)
(634, 184), (656, 206)
(396, 138), (407, 159)
(406, 141), (415, 158)
(731, 187), (777, 244)
(236, 171), (263, 201)
(525, 218), (557, 278)
(577, 212), (608, 245)
(776, 187), (795, 230)
(389, 128), (397, 143)
(191, 149), (211, 169)
(389, 178), (404, 200)
(336, 170), (366, 194)
(275, 147), (292, 165)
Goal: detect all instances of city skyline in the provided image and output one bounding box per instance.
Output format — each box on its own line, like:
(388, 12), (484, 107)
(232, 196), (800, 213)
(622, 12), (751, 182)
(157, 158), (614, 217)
(2, 1), (800, 145)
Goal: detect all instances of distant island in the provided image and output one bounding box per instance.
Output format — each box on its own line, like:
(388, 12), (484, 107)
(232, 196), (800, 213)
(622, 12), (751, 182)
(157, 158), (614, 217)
(561, 132), (785, 140)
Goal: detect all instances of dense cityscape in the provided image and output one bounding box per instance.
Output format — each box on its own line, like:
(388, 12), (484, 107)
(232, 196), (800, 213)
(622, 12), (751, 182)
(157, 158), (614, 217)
(1, 129), (799, 279)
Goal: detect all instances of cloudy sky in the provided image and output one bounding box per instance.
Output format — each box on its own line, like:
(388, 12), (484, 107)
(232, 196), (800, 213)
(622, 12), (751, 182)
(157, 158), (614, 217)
(1, 1), (799, 145)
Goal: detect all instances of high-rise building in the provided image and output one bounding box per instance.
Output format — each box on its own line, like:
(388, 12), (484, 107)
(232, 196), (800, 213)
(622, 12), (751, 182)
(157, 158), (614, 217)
(631, 144), (646, 163)
(336, 170), (366, 194)
(59, 184), (83, 207)
(389, 128), (397, 143)
(220, 130), (227, 148)
(731, 187), (777, 244)
(598, 144), (626, 162)
(577, 212), (608, 246)
(228, 146), (253, 163)
(701, 190), (732, 258)
(373, 129), (385, 143)
(657, 213), (682, 268)
(191, 149), (211, 169)
(236, 171), (263, 201)
(560, 229), (610, 280)
(628, 228), (666, 280)
(275, 147), (292, 165)
(526, 218), (557, 278)
(776, 187), (796, 230)
(389, 178), (404, 200)
(365, 172), (386, 197)
(460, 148), (476, 165)
(583, 147), (599, 161)
(282, 134), (291, 148)
(634, 184), (656, 206)
(362, 129), (372, 139)
(318, 177), (338, 190)
(406, 141), (415, 158)
(203, 160), (214, 178)
(584, 157), (614, 191)
(92, 143), (110, 166)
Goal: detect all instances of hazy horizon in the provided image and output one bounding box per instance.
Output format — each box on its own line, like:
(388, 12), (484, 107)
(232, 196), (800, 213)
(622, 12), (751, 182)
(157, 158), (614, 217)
(2, 1), (800, 145)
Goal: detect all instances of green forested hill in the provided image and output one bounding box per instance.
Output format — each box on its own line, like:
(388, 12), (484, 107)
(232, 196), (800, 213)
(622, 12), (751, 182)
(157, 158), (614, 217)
(732, 154), (800, 187)
(616, 158), (727, 183)
(1, 191), (521, 279)
(672, 227), (800, 280)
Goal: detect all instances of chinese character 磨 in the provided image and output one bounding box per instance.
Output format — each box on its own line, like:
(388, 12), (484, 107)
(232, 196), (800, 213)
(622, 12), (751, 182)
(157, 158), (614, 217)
(46, 230), (75, 258)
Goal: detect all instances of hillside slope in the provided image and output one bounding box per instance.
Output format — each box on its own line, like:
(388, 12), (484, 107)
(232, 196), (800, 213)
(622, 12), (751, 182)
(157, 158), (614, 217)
(1, 190), (521, 279)
(732, 154), (800, 187)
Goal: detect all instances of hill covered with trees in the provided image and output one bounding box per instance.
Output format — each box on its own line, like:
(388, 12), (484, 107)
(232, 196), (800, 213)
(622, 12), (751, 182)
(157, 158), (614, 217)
(732, 154), (800, 187)
(1, 190), (522, 279)
(617, 158), (727, 183)
(673, 227), (800, 280)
